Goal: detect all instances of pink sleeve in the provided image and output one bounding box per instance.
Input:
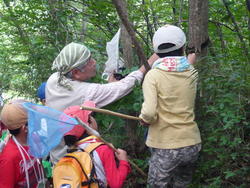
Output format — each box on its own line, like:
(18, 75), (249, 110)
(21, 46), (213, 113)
(84, 70), (143, 108)
(96, 145), (131, 188)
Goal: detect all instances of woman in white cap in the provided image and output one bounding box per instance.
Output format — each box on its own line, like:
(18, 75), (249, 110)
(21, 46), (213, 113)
(139, 25), (201, 187)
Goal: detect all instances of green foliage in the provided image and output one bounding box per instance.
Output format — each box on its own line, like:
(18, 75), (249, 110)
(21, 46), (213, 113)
(0, 0), (249, 187)
(191, 49), (250, 186)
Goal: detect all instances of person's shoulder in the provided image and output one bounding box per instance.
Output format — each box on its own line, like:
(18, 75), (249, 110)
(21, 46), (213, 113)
(49, 72), (59, 78)
(95, 144), (113, 154)
(96, 143), (112, 150)
(144, 69), (161, 80)
(0, 139), (19, 161)
(47, 72), (60, 83)
(148, 68), (161, 74)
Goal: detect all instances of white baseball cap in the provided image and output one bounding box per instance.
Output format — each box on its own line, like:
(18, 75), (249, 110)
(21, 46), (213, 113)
(153, 25), (186, 53)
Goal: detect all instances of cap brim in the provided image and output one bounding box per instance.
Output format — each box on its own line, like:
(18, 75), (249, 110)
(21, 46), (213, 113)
(64, 101), (96, 138)
(81, 100), (96, 116)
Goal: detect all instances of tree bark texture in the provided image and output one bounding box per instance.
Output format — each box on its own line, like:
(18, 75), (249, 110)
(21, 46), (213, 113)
(188, 0), (209, 54)
(120, 0), (133, 68)
(188, 0), (209, 100)
(121, 24), (134, 67)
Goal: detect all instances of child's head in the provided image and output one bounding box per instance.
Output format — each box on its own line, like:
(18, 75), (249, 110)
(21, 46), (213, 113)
(37, 82), (46, 105)
(63, 101), (96, 146)
(0, 99), (28, 136)
(153, 25), (186, 57)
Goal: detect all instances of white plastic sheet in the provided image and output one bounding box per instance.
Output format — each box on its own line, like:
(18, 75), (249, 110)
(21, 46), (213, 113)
(102, 29), (124, 80)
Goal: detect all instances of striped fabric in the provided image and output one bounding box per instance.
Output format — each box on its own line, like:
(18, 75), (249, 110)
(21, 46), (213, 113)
(52, 42), (91, 74)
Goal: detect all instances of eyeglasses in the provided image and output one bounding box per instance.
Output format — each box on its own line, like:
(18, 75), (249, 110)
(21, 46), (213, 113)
(76, 63), (86, 72)
(64, 57), (92, 77)
(76, 56), (92, 72)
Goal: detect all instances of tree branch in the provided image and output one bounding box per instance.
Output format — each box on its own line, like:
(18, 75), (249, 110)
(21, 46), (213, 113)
(112, 0), (150, 71)
(209, 19), (235, 32)
(149, 0), (158, 31)
(178, 0), (184, 26)
(222, 0), (249, 59)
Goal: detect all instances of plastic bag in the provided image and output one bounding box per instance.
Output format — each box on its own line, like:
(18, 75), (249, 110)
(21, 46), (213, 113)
(102, 29), (124, 80)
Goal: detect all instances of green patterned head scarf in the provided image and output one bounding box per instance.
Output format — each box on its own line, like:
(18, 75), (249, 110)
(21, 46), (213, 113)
(52, 42), (91, 90)
(52, 42), (91, 74)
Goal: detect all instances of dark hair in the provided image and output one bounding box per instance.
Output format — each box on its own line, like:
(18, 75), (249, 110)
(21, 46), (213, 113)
(64, 135), (78, 147)
(64, 132), (89, 147)
(9, 127), (21, 136)
(8, 123), (27, 136)
(156, 43), (184, 58)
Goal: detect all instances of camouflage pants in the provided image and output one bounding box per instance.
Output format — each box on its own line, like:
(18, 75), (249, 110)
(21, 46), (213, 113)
(148, 144), (201, 188)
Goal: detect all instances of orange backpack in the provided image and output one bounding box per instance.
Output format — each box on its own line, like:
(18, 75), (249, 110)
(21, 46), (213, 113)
(53, 142), (103, 188)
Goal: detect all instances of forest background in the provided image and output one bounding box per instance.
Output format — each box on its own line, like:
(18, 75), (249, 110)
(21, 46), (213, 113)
(0, 0), (249, 187)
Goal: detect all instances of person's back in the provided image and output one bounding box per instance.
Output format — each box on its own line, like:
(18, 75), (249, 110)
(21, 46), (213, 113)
(139, 24), (201, 187)
(0, 138), (43, 188)
(141, 67), (200, 149)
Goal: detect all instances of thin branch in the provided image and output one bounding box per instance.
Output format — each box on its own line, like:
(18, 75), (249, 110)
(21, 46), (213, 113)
(141, 0), (153, 40)
(67, 3), (116, 37)
(178, 0), (184, 26)
(149, 0), (158, 31)
(222, 0), (249, 59)
(214, 23), (227, 53)
(209, 19), (235, 32)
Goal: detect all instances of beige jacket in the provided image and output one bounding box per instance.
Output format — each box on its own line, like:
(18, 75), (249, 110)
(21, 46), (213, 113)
(140, 68), (201, 149)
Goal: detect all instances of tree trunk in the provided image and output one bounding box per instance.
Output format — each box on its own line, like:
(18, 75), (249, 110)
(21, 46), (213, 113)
(112, 0), (150, 71)
(149, 0), (158, 31)
(188, 0), (209, 100)
(119, 0), (145, 156)
(188, 0), (209, 55)
(120, 3), (133, 68)
(80, 5), (87, 42)
(178, 0), (184, 26)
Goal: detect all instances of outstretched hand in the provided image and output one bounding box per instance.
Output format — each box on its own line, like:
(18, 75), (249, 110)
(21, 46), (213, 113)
(187, 53), (196, 65)
(139, 53), (159, 74)
(108, 72), (119, 83)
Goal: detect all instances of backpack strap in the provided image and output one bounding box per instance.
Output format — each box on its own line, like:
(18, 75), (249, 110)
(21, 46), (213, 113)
(80, 142), (105, 188)
(83, 142), (104, 154)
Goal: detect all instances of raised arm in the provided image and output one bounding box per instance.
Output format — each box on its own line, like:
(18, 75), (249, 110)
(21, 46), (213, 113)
(139, 53), (159, 74)
(187, 53), (196, 65)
